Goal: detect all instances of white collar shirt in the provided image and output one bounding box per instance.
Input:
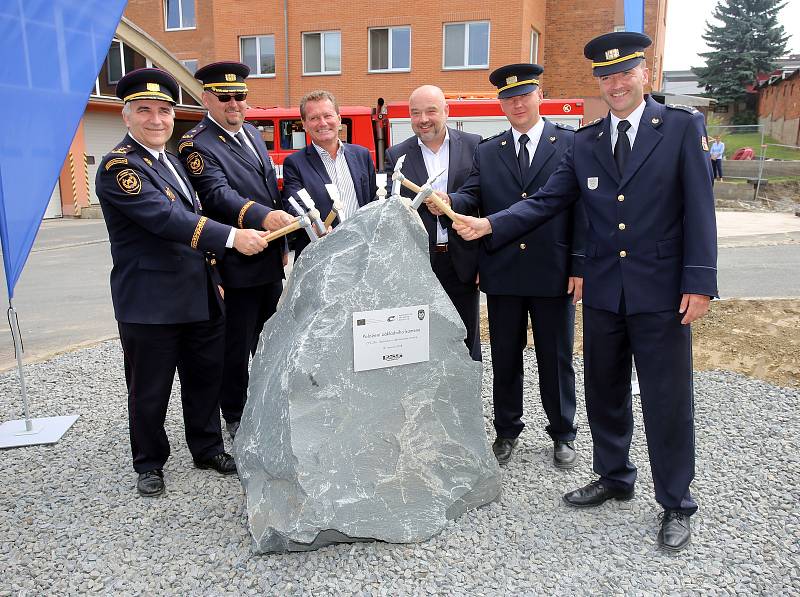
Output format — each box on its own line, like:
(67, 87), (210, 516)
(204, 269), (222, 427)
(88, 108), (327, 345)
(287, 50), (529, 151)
(417, 130), (450, 243)
(610, 99), (646, 151)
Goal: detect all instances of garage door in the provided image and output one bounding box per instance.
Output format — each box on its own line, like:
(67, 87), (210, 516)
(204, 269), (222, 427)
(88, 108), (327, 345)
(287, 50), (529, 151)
(43, 182), (63, 219)
(83, 112), (128, 205)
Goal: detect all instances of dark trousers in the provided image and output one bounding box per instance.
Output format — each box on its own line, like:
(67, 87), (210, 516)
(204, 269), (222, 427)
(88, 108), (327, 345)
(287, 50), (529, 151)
(118, 317), (226, 473)
(583, 306), (697, 514)
(219, 281), (283, 423)
(711, 159), (723, 179)
(486, 293), (577, 441)
(432, 251), (481, 362)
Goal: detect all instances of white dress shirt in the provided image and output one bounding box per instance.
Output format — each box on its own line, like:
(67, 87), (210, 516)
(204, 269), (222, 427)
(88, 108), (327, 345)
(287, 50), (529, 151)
(313, 140), (360, 220)
(418, 131), (450, 243)
(511, 117), (545, 166)
(610, 99), (646, 152)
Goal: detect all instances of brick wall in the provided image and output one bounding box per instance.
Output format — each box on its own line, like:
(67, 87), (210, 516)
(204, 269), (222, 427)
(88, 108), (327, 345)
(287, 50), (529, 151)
(124, 0), (665, 114)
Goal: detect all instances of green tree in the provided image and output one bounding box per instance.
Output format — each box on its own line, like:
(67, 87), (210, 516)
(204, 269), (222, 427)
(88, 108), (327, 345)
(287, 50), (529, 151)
(693, 0), (789, 104)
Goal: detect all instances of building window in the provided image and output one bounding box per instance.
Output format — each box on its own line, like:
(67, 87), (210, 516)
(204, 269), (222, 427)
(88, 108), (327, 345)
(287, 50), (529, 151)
(180, 59), (198, 74)
(241, 35), (276, 77)
(530, 29), (539, 63)
(303, 31), (341, 75)
(443, 21), (489, 70)
(165, 0), (195, 30)
(107, 40), (124, 84)
(369, 26), (411, 72)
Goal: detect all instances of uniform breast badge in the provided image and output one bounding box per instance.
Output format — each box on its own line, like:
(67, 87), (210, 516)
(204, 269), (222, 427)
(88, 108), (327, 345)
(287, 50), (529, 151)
(587, 177), (599, 190)
(116, 169), (142, 195)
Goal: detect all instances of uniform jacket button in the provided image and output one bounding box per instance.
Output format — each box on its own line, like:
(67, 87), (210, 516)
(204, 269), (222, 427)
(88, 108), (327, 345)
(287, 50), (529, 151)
(521, 192), (527, 198)
(618, 223), (626, 230)
(617, 194), (625, 202)
(619, 250), (627, 257)
(520, 243), (527, 250)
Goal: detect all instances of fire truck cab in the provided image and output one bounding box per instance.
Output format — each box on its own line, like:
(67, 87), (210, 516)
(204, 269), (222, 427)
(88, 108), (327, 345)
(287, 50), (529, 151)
(384, 97), (584, 146)
(245, 97), (583, 184)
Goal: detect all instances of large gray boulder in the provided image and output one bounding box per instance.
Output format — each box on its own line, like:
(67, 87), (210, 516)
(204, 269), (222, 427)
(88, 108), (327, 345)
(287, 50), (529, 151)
(234, 198), (501, 553)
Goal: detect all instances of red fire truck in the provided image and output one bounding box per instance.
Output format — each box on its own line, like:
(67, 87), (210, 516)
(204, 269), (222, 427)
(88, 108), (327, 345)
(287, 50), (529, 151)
(245, 97), (583, 184)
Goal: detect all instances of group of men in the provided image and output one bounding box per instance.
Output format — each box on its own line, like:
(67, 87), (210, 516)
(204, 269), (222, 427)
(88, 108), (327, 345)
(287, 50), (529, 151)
(97, 30), (716, 553)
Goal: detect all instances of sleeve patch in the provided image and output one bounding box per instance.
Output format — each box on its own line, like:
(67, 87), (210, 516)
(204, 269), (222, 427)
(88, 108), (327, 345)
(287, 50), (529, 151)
(178, 140), (193, 154)
(186, 151), (204, 175)
(104, 157), (128, 171)
(116, 169), (142, 195)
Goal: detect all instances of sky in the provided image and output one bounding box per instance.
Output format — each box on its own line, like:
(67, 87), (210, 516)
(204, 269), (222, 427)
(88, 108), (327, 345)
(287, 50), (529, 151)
(663, 0), (800, 71)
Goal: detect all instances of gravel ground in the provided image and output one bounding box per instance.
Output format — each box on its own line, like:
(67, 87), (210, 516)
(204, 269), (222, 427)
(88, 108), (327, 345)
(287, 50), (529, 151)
(1, 341), (798, 595)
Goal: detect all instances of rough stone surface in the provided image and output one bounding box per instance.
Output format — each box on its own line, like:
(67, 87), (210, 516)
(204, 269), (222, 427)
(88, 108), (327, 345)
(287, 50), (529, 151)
(1, 342), (798, 594)
(234, 198), (502, 553)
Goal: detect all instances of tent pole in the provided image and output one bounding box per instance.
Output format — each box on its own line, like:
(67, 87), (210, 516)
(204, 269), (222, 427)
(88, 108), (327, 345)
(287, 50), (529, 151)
(8, 299), (32, 431)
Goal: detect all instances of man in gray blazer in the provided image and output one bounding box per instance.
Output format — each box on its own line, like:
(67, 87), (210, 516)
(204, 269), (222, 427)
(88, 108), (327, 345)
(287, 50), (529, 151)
(384, 85), (482, 361)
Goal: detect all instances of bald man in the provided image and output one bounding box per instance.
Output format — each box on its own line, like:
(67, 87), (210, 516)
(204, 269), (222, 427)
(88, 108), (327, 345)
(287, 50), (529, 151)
(384, 85), (483, 361)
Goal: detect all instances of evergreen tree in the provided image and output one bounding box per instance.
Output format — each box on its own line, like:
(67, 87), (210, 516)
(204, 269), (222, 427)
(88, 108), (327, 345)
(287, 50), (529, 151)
(693, 0), (789, 104)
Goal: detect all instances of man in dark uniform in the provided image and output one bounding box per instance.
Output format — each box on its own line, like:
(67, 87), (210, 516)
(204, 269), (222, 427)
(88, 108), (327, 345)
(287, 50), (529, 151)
(441, 64), (586, 468)
(96, 68), (271, 497)
(384, 85), (482, 361)
(282, 90), (378, 258)
(179, 62), (294, 439)
(453, 33), (717, 551)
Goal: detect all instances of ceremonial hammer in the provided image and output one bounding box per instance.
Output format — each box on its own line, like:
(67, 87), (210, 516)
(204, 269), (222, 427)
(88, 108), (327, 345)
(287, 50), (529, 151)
(391, 155), (464, 224)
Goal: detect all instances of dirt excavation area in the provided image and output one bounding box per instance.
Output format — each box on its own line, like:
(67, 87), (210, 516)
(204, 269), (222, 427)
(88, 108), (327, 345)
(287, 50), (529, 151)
(480, 298), (800, 389)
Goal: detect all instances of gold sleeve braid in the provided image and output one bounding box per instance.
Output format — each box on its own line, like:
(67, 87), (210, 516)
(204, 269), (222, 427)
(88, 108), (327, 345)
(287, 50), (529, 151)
(238, 200), (255, 228)
(191, 216), (208, 249)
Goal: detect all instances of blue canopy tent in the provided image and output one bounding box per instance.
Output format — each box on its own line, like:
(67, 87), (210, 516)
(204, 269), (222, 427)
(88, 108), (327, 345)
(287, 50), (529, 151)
(0, 1), (126, 447)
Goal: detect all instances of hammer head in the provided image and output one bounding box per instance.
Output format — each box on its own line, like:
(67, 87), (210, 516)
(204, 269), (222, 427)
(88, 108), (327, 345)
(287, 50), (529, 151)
(425, 166), (447, 188)
(392, 154), (406, 178)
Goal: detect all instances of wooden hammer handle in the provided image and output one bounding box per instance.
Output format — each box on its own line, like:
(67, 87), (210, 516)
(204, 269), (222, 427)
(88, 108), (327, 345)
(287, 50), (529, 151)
(262, 218), (303, 243)
(323, 209), (338, 229)
(399, 178), (462, 224)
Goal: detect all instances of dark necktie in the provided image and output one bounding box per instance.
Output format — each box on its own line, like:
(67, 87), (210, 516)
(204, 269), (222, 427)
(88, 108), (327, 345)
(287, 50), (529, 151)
(614, 120), (631, 176)
(517, 133), (530, 175)
(159, 153), (194, 210)
(236, 130), (261, 166)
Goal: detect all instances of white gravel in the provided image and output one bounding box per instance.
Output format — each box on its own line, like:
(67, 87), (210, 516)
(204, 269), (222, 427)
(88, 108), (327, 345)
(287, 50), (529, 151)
(1, 341), (798, 595)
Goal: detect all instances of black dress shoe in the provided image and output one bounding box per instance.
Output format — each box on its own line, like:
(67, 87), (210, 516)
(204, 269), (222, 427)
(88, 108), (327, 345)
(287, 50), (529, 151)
(194, 452), (237, 475)
(226, 420), (240, 439)
(658, 510), (691, 552)
(137, 470), (164, 497)
(553, 440), (577, 469)
(563, 479), (634, 507)
(492, 437), (518, 465)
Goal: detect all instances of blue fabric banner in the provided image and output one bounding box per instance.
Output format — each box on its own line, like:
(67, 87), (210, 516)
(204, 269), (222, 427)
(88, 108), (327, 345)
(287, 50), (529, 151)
(624, 0), (645, 33)
(0, 1), (126, 299)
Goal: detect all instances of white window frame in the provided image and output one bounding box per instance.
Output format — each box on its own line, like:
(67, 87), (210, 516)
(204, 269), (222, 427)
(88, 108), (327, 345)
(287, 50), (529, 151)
(240, 35), (277, 78)
(107, 39), (125, 84)
(530, 28), (540, 64)
(164, 0), (196, 31)
(368, 26), (411, 73)
(442, 21), (490, 71)
(302, 30), (342, 76)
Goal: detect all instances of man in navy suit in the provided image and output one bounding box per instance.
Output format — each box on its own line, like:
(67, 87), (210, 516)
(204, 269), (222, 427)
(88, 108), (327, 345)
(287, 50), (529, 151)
(384, 85), (482, 362)
(453, 33), (717, 551)
(282, 90), (377, 257)
(179, 62), (295, 439)
(97, 68), (270, 497)
(442, 64), (586, 469)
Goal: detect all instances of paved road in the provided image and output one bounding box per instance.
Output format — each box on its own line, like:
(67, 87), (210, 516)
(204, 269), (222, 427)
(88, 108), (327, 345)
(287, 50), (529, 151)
(1, 214), (798, 372)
